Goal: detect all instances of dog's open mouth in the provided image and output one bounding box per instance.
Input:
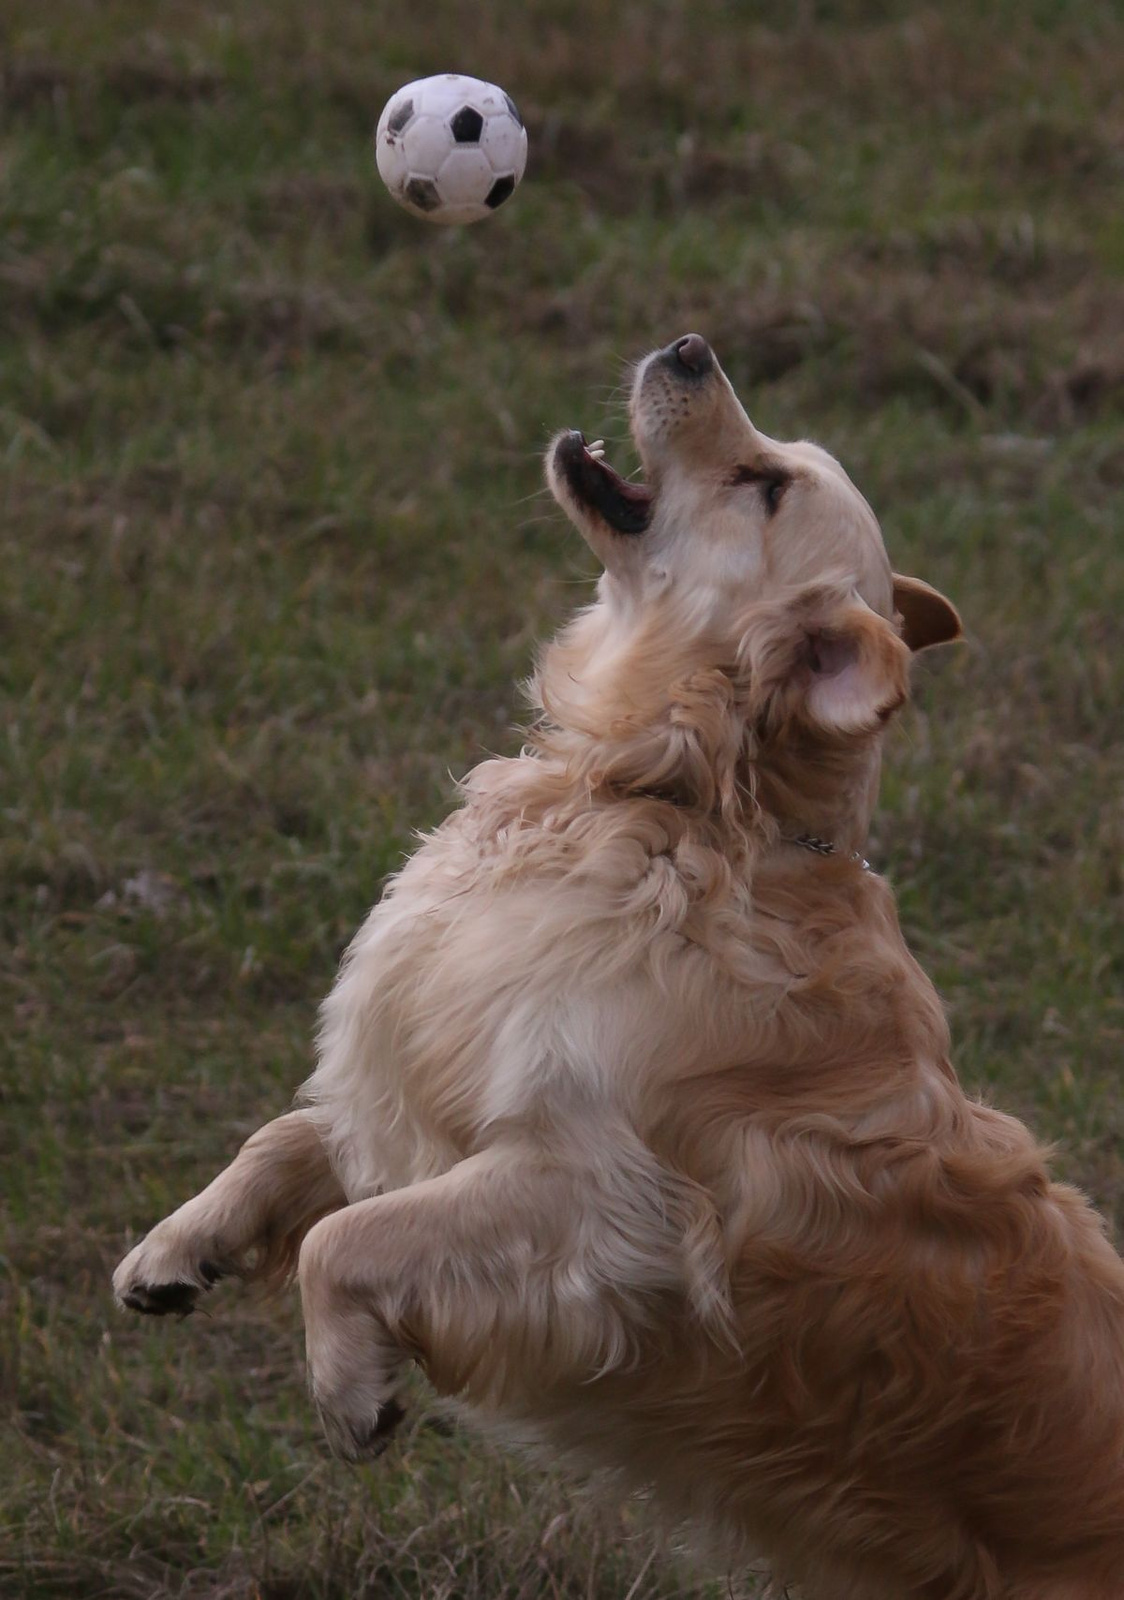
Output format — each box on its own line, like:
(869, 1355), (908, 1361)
(554, 431), (653, 535)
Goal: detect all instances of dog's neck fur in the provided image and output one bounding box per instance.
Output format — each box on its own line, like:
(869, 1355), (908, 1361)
(526, 591), (891, 852)
(751, 736), (883, 858)
(521, 604), (884, 863)
(600, 748), (880, 861)
(497, 704), (884, 883)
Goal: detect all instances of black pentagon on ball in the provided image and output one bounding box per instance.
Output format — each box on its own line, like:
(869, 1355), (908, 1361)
(450, 105), (484, 143)
(404, 175), (442, 212)
(503, 93), (523, 128)
(485, 173), (516, 210)
(387, 98), (414, 136)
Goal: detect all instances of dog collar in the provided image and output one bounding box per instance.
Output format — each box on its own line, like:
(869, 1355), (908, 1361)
(626, 791), (872, 872)
(790, 833), (872, 872)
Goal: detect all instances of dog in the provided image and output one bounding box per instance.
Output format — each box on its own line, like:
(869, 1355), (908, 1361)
(115, 334), (1124, 1599)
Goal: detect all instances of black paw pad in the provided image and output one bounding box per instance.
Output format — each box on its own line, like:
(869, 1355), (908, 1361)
(360, 1396), (406, 1455)
(123, 1280), (199, 1316)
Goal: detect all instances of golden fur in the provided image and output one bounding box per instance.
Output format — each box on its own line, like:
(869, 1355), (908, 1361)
(115, 337), (1124, 1599)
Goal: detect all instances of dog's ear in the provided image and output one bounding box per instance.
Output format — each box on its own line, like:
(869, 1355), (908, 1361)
(801, 597), (912, 735)
(745, 587), (914, 739)
(892, 574), (962, 652)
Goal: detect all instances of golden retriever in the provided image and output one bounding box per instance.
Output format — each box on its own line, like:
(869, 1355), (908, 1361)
(114, 334), (1124, 1599)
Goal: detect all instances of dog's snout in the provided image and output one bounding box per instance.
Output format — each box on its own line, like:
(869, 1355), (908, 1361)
(665, 333), (713, 377)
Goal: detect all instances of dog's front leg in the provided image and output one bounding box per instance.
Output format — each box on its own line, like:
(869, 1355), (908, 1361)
(114, 1109), (345, 1316)
(299, 1140), (681, 1461)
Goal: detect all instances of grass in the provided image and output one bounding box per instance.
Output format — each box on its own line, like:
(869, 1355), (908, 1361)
(2, 0), (1123, 1593)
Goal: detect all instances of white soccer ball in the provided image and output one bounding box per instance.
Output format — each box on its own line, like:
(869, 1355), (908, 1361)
(375, 73), (528, 226)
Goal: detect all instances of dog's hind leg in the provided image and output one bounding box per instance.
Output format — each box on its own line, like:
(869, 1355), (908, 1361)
(298, 1136), (693, 1460)
(114, 1110), (345, 1316)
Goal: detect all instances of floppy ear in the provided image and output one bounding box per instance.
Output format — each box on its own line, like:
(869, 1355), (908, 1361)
(801, 597), (912, 736)
(892, 574), (962, 652)
(744, 585), (916, 739)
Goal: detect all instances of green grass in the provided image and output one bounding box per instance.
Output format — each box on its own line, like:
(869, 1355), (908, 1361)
(3, 0), (1123, 1593)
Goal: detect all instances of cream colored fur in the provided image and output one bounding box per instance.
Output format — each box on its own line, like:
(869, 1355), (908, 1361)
(114, 339), (1124, 1599)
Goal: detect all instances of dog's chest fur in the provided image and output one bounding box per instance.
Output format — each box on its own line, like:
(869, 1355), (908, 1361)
(305, 811), (736, 1198)
(302, 764), (934, 1208)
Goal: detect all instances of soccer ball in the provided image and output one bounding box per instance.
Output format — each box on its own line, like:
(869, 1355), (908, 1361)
(375, 74), (528, 226)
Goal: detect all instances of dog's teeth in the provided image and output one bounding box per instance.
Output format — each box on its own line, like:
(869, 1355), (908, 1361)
(589, 440), (605, 452)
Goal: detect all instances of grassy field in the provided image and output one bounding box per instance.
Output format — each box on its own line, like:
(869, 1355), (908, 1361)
(3, 0), (1123, 1594)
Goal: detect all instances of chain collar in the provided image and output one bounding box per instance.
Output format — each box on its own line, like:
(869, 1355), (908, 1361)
(626, 790), (872, 872)
(790, 833), (872, 872)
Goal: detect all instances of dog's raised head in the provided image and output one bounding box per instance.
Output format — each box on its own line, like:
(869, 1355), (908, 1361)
(543, 335), (961, 847)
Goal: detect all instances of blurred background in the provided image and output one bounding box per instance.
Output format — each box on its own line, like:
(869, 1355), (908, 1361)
(2, 1), (1122, 1594)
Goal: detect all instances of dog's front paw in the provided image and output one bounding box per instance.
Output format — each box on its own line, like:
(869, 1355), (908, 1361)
(113, 1227), (226, 1317)
(306, 1327), (409, 1461)
(313, 1391), (407, 1463)
(299, 1212), (410, 1462)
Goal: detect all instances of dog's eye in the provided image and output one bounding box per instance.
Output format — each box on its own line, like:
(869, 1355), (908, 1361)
(728, 464), (790, 515)
(762, 478), (786, 515)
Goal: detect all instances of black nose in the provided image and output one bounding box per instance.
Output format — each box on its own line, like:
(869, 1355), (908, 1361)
(665, 333), (713, 376)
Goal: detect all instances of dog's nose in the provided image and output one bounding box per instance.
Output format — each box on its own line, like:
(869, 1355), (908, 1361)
(666, 333), (713, 376)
